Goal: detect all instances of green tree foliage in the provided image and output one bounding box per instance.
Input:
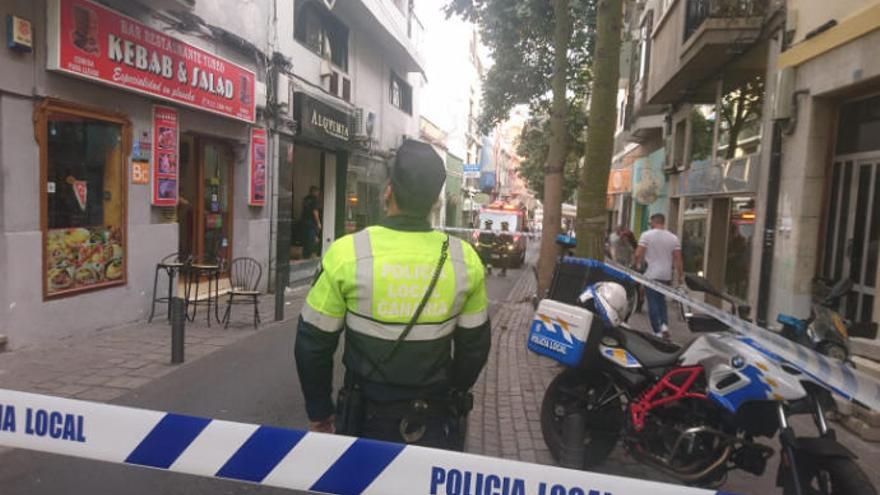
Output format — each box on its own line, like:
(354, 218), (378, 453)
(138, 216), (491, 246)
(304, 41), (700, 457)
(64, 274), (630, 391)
(445, 0), (596, 134)
(515, 107), (586, 202)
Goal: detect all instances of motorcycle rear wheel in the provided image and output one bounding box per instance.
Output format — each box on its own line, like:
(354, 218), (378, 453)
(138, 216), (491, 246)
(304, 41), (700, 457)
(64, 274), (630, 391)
(540, 368), (623, 468)
(782, 456), (877, 495)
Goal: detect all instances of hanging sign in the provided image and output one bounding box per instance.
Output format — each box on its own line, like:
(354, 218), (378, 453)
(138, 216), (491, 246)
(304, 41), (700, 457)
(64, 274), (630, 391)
(151, 105), (178, 206)
(46, 0), (256, 123)
(131, 161), (149, 184)
(249, 127), (267, 206)
(72, 180), (88, 211)
(462, 163), (481, 179)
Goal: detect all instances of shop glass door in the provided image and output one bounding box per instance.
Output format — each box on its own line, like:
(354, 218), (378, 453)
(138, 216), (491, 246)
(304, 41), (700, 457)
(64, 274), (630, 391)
(682, 200), (708, 276)
(178, 136), (233, 264)
(822, 158), (879, 322)
(202, 141), (233, 263)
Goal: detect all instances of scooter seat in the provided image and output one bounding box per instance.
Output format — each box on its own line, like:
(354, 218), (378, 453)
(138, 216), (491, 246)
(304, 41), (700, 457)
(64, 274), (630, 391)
(619, 327), (684, 369)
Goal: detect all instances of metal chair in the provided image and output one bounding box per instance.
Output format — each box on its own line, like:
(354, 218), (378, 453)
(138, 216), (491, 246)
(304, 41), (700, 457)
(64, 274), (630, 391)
(183, 255), (224, 327)
(222, 257), (262, 329)
(148, 253), (186, 323)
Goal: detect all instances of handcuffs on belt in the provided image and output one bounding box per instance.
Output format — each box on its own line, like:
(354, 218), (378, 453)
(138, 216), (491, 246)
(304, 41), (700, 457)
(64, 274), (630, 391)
(399, 399), (431, 443)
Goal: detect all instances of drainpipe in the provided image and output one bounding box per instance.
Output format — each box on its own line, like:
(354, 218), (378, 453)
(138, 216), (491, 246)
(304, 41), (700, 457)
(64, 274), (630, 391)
(755, 120), (783, 326)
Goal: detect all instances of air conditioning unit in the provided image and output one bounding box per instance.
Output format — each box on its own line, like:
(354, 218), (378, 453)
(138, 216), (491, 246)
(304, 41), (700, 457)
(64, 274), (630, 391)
(351, 108), (375, 142)
(254, 80), (268, 110)
(277, 74), (291, 113)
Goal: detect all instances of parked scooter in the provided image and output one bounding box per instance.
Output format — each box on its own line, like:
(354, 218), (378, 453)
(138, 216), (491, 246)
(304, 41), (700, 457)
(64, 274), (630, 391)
(777, 278), (878, 361)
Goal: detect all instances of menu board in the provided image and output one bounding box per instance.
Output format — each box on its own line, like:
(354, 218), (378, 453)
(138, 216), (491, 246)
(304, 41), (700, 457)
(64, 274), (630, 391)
(46, 226), (124, 296)
(152, 105), (178, 206)
(249, 127), (267, 206)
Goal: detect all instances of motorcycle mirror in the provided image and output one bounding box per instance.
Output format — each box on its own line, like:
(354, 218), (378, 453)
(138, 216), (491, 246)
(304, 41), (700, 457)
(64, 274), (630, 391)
(849, 321), (879, 340)
(684, 274), (723, 298)
(824, 278), (854, 303)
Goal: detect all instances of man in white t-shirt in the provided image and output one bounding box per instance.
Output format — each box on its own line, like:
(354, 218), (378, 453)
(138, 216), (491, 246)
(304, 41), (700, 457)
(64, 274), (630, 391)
(634, 213), (683, 339)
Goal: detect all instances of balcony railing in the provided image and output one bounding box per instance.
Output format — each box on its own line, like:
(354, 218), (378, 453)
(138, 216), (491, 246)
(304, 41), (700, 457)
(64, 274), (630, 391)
(684, 0), (769, 42)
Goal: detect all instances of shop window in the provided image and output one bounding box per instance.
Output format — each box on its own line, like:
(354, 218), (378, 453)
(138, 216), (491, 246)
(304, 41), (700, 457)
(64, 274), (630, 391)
(37, 100), (130, 298)
(724, 197), (755, 299)
(837, 94), (880, 155)
(717, 76), (764, 160)
(390, 72), (413, 114)
(294, 0), (349, 71)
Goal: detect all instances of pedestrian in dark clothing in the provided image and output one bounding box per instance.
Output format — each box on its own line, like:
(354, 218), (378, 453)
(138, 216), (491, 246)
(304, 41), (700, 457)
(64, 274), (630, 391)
(301, 186), (322, 258)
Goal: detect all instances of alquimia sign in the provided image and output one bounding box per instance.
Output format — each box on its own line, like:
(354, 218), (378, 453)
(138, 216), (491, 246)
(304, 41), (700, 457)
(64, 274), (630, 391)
(46, 0), (256, 123)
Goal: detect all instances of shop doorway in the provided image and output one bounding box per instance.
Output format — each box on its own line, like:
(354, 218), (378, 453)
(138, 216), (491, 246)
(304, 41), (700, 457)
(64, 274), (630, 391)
(178, 135), (234, 264)
(821, 157), (879, 322)
(681, 199), (708, 276)
(290, 144), (325, 262)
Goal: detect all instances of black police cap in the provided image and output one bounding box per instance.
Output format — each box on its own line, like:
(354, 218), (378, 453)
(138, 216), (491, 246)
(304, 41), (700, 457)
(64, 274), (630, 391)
(390, 139), (446, 214)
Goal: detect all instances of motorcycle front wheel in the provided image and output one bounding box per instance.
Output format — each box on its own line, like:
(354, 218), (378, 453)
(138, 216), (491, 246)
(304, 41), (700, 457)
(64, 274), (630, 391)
(540, 368), (623, 468)
(782, 456), (877, 495)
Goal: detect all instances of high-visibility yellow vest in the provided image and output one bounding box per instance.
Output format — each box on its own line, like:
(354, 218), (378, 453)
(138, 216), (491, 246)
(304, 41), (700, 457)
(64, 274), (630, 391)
(301, 226), (488, 385)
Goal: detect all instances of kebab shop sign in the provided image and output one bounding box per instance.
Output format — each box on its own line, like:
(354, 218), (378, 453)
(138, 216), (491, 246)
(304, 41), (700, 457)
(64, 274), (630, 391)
(47, 0), (256, 123)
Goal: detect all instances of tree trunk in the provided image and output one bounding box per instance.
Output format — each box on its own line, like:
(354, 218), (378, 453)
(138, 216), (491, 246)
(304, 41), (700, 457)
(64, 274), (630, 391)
(535, 0), (572, 296)
(574, 0), (624, 259)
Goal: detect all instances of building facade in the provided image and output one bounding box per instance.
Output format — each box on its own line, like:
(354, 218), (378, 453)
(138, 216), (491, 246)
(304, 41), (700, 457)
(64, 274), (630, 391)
(751, 0), (880, 328)
(1, 0), (274, 347)
(0, 0), (425, 347)
(629, 0), (880, 335)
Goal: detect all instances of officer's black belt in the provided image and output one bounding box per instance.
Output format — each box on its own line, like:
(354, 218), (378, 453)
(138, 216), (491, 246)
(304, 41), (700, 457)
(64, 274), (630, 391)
(364, 397), (455, 419)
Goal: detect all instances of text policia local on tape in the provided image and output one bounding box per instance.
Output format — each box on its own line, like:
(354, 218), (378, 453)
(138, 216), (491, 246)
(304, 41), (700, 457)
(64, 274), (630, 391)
(0, 403), (86, 443)
(430, 467), (612, 495)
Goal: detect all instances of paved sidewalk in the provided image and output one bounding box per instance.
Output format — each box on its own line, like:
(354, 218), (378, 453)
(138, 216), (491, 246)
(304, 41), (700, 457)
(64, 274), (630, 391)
(0, 287), (307, 403)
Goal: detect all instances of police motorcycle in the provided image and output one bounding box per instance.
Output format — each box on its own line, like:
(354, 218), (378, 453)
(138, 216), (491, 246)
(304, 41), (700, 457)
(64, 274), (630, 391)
(529, 259), (876, 494)
(777, 278), (878, 361)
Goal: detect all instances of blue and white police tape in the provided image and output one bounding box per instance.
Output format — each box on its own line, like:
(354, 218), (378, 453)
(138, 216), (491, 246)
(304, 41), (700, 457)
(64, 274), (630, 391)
(0, 388), (737, 495)
(600, 260), (880, 413)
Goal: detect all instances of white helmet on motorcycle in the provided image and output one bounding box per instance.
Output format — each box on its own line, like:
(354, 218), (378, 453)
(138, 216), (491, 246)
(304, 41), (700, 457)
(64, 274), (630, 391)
(578, 282), (628, 328)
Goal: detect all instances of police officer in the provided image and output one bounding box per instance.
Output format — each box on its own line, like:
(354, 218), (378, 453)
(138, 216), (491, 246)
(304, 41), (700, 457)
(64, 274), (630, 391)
(497, 221), (513, 277)
(481, 219), (495, 275)
(294, 139), (491, 450)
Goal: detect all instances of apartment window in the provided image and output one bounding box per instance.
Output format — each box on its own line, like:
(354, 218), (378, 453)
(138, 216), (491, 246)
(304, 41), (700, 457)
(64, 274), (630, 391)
(390, 72), (412, 114)
(672, 119), (687, 169)
(294, 0), (349, 71)
(37, 100), (130, 299)
(637, 11), (654, 83)
(689, 105), (715, 167)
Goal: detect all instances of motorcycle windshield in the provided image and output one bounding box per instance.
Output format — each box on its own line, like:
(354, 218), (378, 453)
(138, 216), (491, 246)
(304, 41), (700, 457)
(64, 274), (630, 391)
(812, 306), (848, 340)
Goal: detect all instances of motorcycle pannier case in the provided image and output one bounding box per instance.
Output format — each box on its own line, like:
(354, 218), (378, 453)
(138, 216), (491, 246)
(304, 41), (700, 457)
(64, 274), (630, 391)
(528, 299), (595, 367)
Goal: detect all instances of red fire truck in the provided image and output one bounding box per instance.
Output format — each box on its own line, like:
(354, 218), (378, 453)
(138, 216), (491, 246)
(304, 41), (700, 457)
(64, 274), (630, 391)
(472, 202), (528, 268)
